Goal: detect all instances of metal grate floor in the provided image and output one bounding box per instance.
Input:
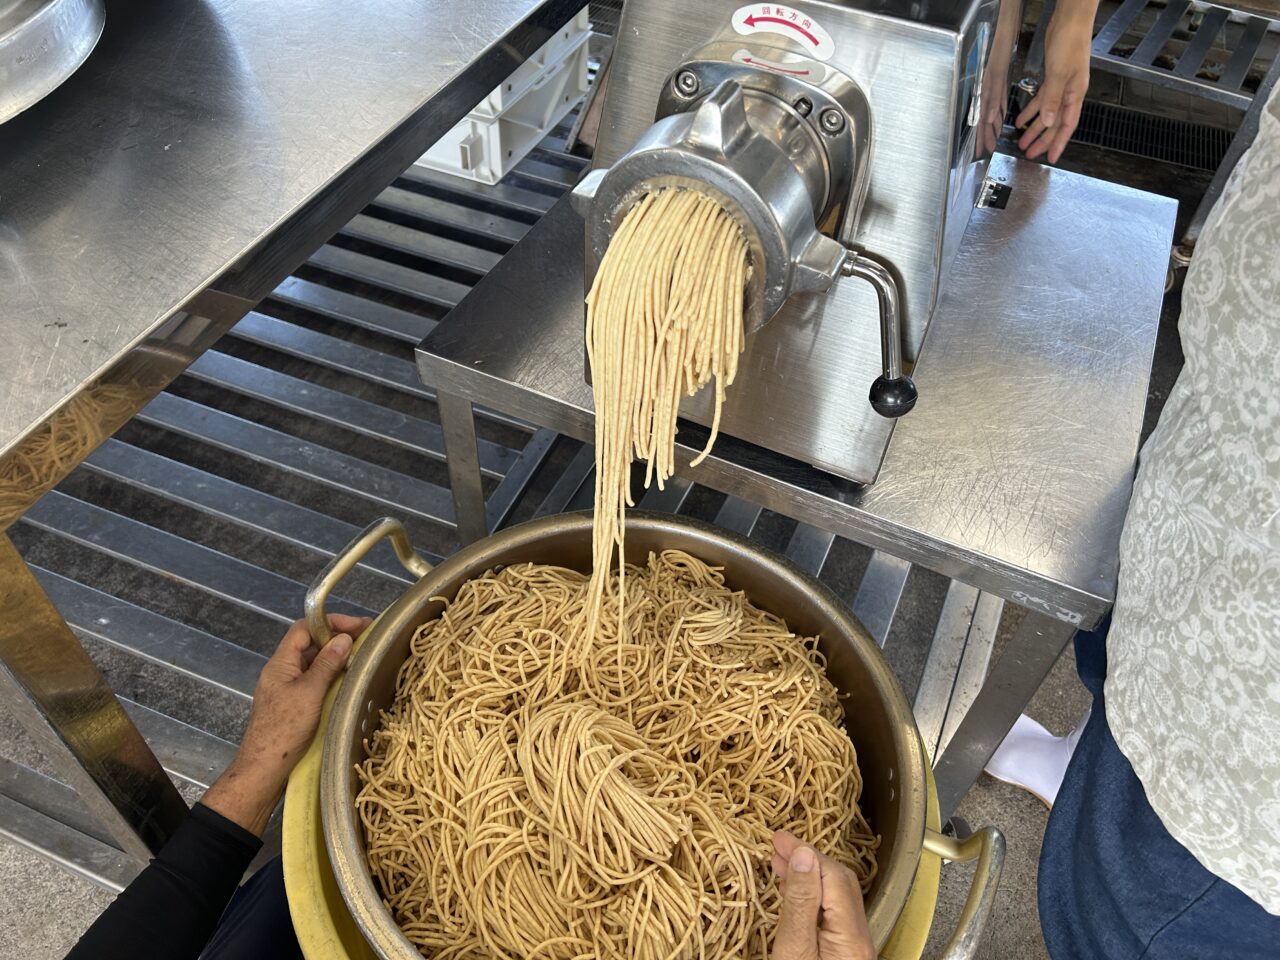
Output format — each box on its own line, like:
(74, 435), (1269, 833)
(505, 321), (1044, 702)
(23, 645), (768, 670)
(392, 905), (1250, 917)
(1, 113), (1005, 895)
(1068, 98), (1234, 170)
(1002, 86), (1234, 171)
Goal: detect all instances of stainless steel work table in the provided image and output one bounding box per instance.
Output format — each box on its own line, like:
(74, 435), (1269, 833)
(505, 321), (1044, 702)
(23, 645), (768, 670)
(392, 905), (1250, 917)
(418, 153), (1177, 816)
(0, 0), (582, 861)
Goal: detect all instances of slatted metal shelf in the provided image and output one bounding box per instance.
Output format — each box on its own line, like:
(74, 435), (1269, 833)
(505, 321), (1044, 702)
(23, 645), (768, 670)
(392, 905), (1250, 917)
(2, 113), (1006, 898)
(1089, 0), (1278, 110)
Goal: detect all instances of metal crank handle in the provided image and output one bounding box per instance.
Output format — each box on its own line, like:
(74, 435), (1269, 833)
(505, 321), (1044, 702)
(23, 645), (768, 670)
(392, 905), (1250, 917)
(304, 517), (433, 648)
(842, 251), (918, 417)
(920, 825), (1006, 960)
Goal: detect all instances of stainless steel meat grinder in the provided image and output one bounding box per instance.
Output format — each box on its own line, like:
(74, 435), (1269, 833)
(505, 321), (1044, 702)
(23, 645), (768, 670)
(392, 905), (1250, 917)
(572, 0), (1004, 483)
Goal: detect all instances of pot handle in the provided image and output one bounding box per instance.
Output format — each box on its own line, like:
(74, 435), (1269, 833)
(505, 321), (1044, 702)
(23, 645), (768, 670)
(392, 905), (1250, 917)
(920, 826), (1006, 960)
(305, 517), (433, 648)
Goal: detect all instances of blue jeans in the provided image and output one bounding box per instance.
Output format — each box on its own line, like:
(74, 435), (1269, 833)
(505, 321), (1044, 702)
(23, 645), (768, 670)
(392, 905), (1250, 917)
(1038, 623), (1280, 959)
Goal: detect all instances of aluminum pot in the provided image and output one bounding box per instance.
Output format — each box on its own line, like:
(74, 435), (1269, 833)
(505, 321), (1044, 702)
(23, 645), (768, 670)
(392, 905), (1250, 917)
(310, 513), (1003, 960)
(1, 0), (105, 125)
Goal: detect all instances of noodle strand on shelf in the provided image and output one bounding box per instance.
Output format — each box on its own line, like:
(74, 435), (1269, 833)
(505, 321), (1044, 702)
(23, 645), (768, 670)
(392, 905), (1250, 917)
(0, 382), (150, 527)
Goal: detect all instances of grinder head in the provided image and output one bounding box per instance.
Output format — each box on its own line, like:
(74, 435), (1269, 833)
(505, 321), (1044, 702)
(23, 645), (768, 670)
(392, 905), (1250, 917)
(572, 61), (868, 334)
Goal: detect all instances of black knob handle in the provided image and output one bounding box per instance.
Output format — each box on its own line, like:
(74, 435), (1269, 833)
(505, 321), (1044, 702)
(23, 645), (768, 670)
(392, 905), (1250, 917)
(869, 375), (917, 418)
(842, 251), (918, 421)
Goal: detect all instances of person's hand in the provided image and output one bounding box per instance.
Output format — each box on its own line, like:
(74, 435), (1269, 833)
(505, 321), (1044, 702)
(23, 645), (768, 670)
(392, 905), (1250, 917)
(202, 614), (372, 835)
(236, 613), (372, 780)
(1017, 0), (1099, 164)
(771, 831), (876, 960)
(979, 0), (1022, 158)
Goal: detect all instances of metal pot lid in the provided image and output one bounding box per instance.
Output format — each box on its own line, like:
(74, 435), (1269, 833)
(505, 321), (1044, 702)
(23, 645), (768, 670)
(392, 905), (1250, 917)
(0, 0), (105, 125)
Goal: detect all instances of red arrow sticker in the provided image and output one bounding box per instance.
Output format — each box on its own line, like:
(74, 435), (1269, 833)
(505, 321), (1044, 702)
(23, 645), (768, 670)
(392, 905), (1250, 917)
(745, 15), (819, 45)
(732, 48), (828, 81)
(743, 56), (810, 75)
(731, 4), (835, 61)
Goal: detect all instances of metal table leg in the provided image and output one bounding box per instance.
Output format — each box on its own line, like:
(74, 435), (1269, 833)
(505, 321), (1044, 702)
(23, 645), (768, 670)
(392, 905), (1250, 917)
(437, 391), (489, 546)
(914, 583), (1004, 761)
(1178, 54), (1280, 257)
(937, 591), (1005, 759)
(851, 551), (912, 648)
(932, 610), (1076, 819)
(0, 534), (187, 860)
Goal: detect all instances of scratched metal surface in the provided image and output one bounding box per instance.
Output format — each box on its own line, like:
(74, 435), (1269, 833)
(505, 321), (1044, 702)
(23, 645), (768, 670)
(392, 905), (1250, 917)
(0, 0), (576, 459)
(419, 153), (1177, 624)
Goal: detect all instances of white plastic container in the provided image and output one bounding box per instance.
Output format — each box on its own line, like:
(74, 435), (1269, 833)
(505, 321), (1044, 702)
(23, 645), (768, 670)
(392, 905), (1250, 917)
(415, 10), (591, 185)
(470, 9), (591, 119)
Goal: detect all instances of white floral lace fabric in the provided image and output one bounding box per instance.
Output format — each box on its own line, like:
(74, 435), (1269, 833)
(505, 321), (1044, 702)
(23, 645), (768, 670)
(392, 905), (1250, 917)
(1105, 84), (1280, 914)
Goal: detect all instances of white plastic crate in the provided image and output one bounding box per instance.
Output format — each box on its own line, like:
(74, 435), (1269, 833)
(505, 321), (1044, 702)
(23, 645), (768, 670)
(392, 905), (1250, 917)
(470, 8), (591, 119)
(413, 10), (591, 186)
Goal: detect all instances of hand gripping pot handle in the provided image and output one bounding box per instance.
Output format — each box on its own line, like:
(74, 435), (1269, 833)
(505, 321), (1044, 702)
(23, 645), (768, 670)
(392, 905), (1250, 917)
(920, 825), (1006, 959)
(304, 517), (433, 648)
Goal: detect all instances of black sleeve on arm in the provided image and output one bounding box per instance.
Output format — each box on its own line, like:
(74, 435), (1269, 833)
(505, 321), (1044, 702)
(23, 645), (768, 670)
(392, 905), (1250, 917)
(66, 803), (262, 960)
